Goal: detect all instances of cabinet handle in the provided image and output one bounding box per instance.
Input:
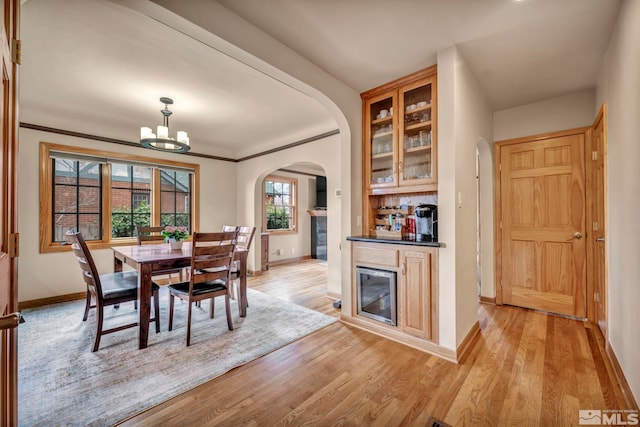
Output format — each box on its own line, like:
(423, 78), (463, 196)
(399, 161), (404, 173)
(401, 263), (406, 275)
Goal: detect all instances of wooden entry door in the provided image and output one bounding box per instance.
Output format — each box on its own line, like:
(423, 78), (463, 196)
(497, 130), (586, 318)
(0, 0), (20, 425)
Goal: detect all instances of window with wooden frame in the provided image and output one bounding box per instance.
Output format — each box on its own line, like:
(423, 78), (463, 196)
(40, 142), (200, 253)
(263, 175), (297, 234)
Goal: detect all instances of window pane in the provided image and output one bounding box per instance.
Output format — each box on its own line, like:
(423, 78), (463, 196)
(79, 161), (100, 182)
(274, 182), (282, 193)
(111, 163), (131, 179)
(175, 171), (190, 193)
(112, 188), (132, 210)
(54, 214), (77, 242)
(282, 183), (290, 194)
(274, 195), (282, 206)
(175, 214), (190, 227)
(54, 159), (77, 185)
(112, 212), (132, 238)
(54, 185), (77, 213)
(78, 214), (101, 240)
(283, 195), (290, 206)
(265, 181), (273, 193)
(161, 191), (175, 213)
(160, 170), (176, 191)
(78, 187), (100, 213)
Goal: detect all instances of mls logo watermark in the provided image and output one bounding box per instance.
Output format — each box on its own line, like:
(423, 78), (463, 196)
(579, 409), (639, 425)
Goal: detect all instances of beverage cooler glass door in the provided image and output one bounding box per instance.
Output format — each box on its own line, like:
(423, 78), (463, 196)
(356, 266), (397, 326)
(370, 96), (395, 186)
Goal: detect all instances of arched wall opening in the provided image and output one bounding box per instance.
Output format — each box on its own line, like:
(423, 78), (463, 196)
(476, 136), (495, 300)
(236, 134), (343, 298)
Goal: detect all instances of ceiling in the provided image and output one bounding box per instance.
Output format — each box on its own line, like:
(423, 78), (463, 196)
(20, 0), (621, 159)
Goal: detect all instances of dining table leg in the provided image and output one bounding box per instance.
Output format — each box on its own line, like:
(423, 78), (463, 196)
(239, 251), (247, 317)
(138, 263), (152, 349)
(113, 255), (123, 273)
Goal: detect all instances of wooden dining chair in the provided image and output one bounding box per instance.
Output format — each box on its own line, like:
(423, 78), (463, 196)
(222, 225), (256, 303)
(66, 230), (161, 352)
(135, 226), (184, 283)
(164, 230), (239, 346)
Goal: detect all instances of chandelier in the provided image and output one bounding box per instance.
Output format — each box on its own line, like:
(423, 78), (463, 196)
(140, 97), (190, 153)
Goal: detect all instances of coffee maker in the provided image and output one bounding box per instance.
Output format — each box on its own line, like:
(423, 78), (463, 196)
(414, 204), (437, 241)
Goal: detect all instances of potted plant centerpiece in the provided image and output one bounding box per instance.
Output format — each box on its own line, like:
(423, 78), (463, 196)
(162, 225), (189, 250)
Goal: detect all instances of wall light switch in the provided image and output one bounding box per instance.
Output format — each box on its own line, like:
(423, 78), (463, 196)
(458, 192), (463, 208)
(335, 189), (342, 198)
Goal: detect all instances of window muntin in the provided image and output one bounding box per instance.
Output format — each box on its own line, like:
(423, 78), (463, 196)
(263, 175), (297, 233)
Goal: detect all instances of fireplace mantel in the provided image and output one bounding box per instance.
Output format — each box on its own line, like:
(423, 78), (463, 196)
(307, 209), (327, 217)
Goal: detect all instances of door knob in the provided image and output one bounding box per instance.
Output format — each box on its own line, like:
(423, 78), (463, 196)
(566, 232), (583, 241)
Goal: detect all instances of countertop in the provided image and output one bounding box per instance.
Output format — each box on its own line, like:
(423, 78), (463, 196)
(347, 235), (443, 247)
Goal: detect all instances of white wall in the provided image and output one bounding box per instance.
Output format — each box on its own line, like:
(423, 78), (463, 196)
(436, 47), (457, 350)
(438, 46), (494, 350)
(494, 89), (595, 141)
(236, 134), (342, 297)
(18, 128), (237, 301)
(452, 49), (494, 347)
(264, 171), (315, 263)
(595, 0), (640, 402)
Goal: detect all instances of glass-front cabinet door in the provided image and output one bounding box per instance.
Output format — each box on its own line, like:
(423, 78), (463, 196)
(398, 76), (436, 186)
(366, 92), (397, 188)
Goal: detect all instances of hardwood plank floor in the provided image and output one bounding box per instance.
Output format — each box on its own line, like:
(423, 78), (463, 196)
(120, 259), (634, 426)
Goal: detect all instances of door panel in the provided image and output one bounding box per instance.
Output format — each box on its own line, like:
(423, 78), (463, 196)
(500, 133), (586, 318)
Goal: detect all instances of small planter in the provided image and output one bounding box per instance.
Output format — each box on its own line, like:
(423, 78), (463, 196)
(168, 238), (183, 250)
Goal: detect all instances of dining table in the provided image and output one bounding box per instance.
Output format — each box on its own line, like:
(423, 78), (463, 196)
(112, 242), (248, 349)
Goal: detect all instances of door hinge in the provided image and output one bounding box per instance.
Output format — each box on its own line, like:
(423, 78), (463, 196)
(9, 233), (19, 258)
(11, 39), (21, 65)
(594, 292), (599, 302)
(592, 151), (598, 161)
(499, 221), (503, 229)
(592, 222), (599, 231)
(499, 163), (502, 172)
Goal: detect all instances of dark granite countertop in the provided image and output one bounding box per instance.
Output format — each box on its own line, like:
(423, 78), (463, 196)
(347, 235), (443, 247)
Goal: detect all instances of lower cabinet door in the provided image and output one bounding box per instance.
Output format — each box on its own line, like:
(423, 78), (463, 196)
(399, 249), (433, 340)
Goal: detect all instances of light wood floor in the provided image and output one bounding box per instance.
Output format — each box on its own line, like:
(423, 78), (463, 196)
(121, 259), (634, 426)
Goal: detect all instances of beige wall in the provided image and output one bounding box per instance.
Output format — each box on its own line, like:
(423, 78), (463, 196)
(452, 48), (494, 347)
(493, 89), (595, 141)
(438, 46), (494, 349)
(18, 128), (237, 302)
(595, 0), (640, 402)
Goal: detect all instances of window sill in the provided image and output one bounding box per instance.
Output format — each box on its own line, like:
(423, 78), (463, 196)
(266, 229), (298, 236)
(40, 238), (140, 254)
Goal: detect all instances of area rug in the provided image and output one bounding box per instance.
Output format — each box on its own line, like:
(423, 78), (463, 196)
(18, 287), (337, 426)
